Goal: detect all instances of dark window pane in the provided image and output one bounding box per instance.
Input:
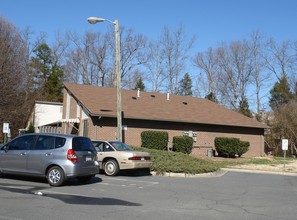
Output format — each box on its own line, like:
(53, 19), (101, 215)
(104, 144), (115, 152)
(9, 135), (36, 150)
(92, 142), (104, 152)
(72, 137), (95, 152)
(34, 136), (55, 150)
(55, 137), (66, 149)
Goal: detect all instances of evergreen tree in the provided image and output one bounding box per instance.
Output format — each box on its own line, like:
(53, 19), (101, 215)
(31, 43), (64, 102)
(45, 65), (64, 102)
(133, 77), (145, 91)
(238, 97), (253, 118)
(205, 92), (218, 103)
(178, 73), (192, 96)
(269, 76), (294, 109)
(25, 123), (35, 134)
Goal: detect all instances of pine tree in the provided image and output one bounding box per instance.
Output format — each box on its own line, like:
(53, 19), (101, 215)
(205, 92), (218, 103)
(25, 123), (35, 134)
(31, 43), (64, 102)
(133, 77), (145, 91)
(178, 73), (192, 96)
(269, 76), (294, 109)
(238, 97), (252, 118)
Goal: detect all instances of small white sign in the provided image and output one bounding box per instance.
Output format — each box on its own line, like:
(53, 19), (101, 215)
(282, 139), (288, 151)
(3, 123), (9, 134)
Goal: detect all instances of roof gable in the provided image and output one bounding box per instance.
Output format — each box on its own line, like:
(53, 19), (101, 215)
(64, 83), (268, 129)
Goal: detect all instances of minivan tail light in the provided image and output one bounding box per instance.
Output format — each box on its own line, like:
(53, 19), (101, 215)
(67, 149), (78, 162)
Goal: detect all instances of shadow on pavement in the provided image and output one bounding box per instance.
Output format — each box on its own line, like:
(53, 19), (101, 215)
(99, 168), (152, 177)
(0, 174), (102, 186)
(0, 180), (141, 206)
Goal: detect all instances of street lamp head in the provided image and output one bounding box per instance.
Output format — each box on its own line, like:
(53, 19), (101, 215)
(87, 17), (105, 24)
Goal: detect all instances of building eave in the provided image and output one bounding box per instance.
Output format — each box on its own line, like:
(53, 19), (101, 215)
(90, 113), (269, 129)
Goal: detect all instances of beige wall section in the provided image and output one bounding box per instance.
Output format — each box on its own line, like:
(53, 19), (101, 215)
(91, 124), (117, 141)
(61, 90), (68, 134)
(69, 96), (77, 119)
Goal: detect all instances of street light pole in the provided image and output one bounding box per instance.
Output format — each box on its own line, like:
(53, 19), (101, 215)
(87, 17), (122, 142)
(114, 19), (122, 142)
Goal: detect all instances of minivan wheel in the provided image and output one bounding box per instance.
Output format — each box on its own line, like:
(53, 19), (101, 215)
(104, 159), (119, 176)
(47, 166), (65, 186)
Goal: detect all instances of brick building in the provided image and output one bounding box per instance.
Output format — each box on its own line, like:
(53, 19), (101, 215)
(62, 83), (268, 157)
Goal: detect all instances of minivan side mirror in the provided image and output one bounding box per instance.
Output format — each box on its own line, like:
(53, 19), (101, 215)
(3, 146), (9, 152)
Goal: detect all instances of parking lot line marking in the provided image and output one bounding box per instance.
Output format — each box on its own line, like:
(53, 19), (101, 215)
(102, 177), (159, 185)
(0, 215), (22, 220)
(38, 189), (99, 198)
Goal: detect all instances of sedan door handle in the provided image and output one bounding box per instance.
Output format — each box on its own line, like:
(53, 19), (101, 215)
(20, 152), (27, 156)
(46, 153), (52, 156)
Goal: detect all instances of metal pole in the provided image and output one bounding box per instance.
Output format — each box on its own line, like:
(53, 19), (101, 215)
(284, 150), (286, 171)
(115, 19), (122, 142)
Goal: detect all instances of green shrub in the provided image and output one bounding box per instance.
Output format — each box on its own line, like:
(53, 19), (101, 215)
(132, 146), (220, 174)
(215, 137), (240, 158)
(25, 123), (35, 134)
(141, 131), (168, 150)
(237, 141), (250, 157)
(172, 136), (193, 154)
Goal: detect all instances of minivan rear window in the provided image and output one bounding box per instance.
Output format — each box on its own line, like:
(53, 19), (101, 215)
(72, 137), (95, 152)
(55, 137), (66, 149)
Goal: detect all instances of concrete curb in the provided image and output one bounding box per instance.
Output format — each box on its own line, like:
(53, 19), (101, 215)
(151, 168), (297, 178)
(221, 168), (297, 176)
(151, 169), (228, 178)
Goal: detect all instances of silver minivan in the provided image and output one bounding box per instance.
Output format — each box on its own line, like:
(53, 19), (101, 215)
(0, 133), (99, 186)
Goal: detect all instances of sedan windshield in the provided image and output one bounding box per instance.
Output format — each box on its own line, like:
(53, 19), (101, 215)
(109, 142), (134, 151)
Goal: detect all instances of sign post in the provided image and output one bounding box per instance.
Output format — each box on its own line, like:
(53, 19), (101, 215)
(3, 123), (9, 144)
(282, 139), (288, 170)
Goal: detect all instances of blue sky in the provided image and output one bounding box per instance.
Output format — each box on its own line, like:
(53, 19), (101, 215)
(1, 0), (297, 52)
(1, 0), (297, 111)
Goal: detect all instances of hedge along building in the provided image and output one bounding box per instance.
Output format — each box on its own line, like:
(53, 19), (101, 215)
(62, 83), (269, 157)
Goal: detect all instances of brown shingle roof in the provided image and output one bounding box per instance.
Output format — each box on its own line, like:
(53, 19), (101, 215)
(64, 83), (268, 129)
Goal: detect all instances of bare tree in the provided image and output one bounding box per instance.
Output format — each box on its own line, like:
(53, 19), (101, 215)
(65, 31), (105, 86)
(89, 32), (110, 86)
(160, 25), (195, 94)
(106, 26), (147, 88)
(267, 101), (297, 155)
(122, 68), (144, 90)
(264, 39), (296, 81)
(51, 31), (69, 67)
(192, 47), (219, 99)
(0, 16), (30, 138)
(22, 28), (47, 96)
(217, 40), (252, 110)
(144, 41), (165, 92)
(249, 31), (271, 117)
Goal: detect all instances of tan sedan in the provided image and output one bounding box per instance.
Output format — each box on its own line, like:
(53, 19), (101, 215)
(92, 141), (152, 176)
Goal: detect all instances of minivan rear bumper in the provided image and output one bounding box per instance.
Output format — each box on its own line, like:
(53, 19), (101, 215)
(63, 162), (99, 178)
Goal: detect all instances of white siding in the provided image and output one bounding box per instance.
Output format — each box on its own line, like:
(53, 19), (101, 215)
(34, 103), (63, 132)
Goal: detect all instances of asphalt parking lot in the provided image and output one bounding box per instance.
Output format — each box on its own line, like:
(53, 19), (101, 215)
(0, 171), (297, 220)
